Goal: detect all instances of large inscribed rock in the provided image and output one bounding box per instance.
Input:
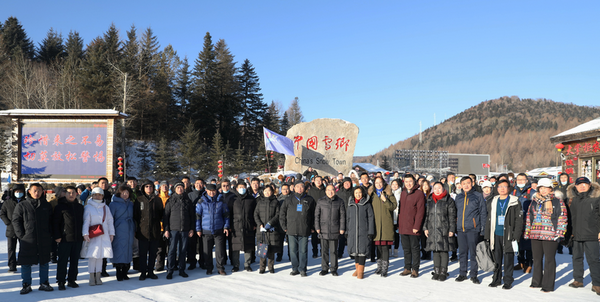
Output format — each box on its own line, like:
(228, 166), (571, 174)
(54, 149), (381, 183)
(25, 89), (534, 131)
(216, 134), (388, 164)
(284, 118), (359, 177)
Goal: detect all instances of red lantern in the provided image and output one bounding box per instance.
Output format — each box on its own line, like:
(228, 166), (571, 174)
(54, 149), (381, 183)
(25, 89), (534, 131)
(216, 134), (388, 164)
(218, 174), (223, 178)
(218, 160), (223, 164)
(118, 162), (123, 166)
(117, 157), (123, 161)
(117, 166), (123, 171)
(555, 143), (564, 152)
(118, 171), (124, 176)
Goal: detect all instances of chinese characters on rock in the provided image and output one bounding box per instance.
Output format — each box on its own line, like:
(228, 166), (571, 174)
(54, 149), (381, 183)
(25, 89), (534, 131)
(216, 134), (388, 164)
(23, 134), (105, 163)
(293, 135), (351, 152)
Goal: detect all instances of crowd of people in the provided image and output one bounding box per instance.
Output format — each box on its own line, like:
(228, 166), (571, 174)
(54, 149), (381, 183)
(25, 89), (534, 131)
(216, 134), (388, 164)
(0, 168), (599, 297)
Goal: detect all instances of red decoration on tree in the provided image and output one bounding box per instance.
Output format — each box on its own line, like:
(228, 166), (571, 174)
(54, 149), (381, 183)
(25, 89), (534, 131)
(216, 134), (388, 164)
(117, 157), (123, 161)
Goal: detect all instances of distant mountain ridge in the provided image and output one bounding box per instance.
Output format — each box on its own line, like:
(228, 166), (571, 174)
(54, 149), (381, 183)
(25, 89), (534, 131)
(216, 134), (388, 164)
(357, 96), (600, 172)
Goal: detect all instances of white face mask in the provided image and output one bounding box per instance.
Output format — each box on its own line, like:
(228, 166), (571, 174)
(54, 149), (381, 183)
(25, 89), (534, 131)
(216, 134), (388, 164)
(238, 188), (246, 195)
(448, 181), (454, 185)
(561, 181), (567, 185)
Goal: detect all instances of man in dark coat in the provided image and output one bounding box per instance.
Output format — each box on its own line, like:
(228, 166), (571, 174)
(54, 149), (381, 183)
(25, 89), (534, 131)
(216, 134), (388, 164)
(485, 180), (523, 290)
(280, 181), (316, 277)
(308, 176), (326, 258)
(134, 181), (164, 280)
(163, 183), (196, 279)
(0, 183), (25, 272)
(53, 186), (85, 290)
(315, 184), (346, 276)
(229, 182), (257, 272)
(276, 183), (291, 261)
(12, 183), (54, 294)
(336, 177), (353, 257)
(221, 180), (236, 268)
(566, 177), (600, 295)
(187, 178), (206, 269)
(302, 166), (318, 180)
(398, 174), (426, 278)
(512, 173), (535, 273)
(455, 176), (487, 284)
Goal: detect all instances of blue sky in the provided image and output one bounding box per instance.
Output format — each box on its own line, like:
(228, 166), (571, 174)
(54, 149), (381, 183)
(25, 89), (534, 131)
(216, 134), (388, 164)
(3, 1), (599, 156)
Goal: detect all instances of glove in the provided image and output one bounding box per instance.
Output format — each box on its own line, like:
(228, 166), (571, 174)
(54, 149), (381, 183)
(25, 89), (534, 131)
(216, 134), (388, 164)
(260, 227), (267, 232)
(368, 234), (375, 241)
(265, 223), (272, 230)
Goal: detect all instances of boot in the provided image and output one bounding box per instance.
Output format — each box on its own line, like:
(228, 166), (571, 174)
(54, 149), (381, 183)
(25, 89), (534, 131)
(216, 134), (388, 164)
(259, 258), (267, 273)
(268, 258), (275, 274)
(411, 269), (419, 278)
(357, 264), (365, 279)
(438, 267), (448, 281)
(432, 267), (440, 280)
(132, 257), (140, 271)
(147, 270), (158, 279)
(123, 264), (130, 280)
(95, 272), (103, 285)
(375, 259), (382, 275)
(352, 263), (358, 277)
(89, 273), (96, 286)
(116, 266), (124, 281)
(380, 260), (389, 277)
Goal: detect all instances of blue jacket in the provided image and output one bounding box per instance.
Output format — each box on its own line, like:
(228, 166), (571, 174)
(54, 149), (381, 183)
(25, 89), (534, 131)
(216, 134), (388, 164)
(455, 189), (487, 235)
(196, 192), (230, 234)
(109, 195), (135, 264)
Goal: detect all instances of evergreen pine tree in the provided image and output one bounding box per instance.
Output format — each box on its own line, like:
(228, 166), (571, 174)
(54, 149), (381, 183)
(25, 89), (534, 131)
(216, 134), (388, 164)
(37, 28), (65, 64)
(231, 141), (246, 175)
(153, 137), (178, 180)
(178, 120), (204, 178)
(214, 39), (241, 147)
(136, 141), (155, 180)
(281, 111), (290, 134)
(174, 56), (191, 112)
(238, 58), (265, 153)
(209, 129), (226, 177)
(0, 17), (35, 60)
(190, 32), (218, 142)
(64, 30), (84, 61)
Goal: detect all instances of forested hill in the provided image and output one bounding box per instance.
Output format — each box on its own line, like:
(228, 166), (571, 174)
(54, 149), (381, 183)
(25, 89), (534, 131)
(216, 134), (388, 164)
(358, 96), (600, 172)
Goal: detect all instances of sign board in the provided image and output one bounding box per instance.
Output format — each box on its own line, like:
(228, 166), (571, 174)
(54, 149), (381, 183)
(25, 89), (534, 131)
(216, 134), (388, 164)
(284, 118), (359, 177)
(21, 121), (108, 180)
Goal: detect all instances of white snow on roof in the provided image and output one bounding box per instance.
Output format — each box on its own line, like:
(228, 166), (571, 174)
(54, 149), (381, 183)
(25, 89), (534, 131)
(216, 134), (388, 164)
(526, 166), (562, 177)
(0, 109), (128, 117)
(552, 116), (600, 138)
(353, 162), (389, 173)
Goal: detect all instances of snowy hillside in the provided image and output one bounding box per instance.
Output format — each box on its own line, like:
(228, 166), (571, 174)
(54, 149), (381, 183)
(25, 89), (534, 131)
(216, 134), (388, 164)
(0, 220), (597, 301)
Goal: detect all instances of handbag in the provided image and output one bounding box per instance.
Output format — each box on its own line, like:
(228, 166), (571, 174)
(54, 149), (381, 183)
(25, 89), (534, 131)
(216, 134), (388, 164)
(88, 206), (106, 239)
(257, 232), (268, 259)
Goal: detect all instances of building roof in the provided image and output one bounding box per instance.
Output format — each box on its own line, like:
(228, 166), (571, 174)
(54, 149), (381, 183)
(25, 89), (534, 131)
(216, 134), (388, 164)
(352, 163), (389, 173)
(0, 109), (128, 118)
(551, 117), (600, 142)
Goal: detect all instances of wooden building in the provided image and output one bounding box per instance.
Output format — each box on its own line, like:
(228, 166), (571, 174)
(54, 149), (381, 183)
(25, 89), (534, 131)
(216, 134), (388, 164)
(550, 117), (600, 184)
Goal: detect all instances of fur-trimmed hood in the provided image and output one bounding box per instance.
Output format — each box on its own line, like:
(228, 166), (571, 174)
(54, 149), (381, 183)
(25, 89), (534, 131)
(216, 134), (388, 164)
(567, 182), (600, 199)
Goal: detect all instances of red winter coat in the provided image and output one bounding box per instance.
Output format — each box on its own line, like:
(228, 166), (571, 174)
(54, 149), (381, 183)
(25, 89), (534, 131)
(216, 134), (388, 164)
(398, 187), (426, 236)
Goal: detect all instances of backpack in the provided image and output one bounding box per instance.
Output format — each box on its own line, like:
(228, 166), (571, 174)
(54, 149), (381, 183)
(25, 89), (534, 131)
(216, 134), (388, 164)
(476, 240), (496, 273)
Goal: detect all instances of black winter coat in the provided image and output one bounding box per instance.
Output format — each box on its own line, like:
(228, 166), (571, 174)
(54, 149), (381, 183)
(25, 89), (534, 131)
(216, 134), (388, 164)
(188, 189), (205, 205)
(308, 185), (326, 204)
(12, 197), (53, 265)
(230, 191), (257, 251)
(254, 195), (282, 249)
(280, 193), (316, 237)
(52, 197), (84, 242)
(423, 193), (457, 252)
(485, 195), (523, 253)
(134, 192), (164, 241)
(567, 182), (600, 242)
(163, 193), (195, 232)
(346, 195), (374, 257)
(0, 196), (23, 238)
(315, 195), (346, 240)
(336, 187), (353, 209)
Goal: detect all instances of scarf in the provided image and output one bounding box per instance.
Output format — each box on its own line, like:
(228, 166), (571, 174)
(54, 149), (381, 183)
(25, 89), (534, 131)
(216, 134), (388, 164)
(376, 188), (384, 197)
(432, 190), (447, 203)
(355, 197), (361, 204)
(533, 192), (554, 214)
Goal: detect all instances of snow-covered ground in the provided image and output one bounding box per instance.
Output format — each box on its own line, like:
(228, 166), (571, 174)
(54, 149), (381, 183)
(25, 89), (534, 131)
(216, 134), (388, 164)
(0, 220), (597, 301)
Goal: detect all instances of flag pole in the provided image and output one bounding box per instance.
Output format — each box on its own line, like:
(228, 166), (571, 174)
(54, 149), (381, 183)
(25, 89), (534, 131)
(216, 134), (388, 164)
(266, 149), (271, 175)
